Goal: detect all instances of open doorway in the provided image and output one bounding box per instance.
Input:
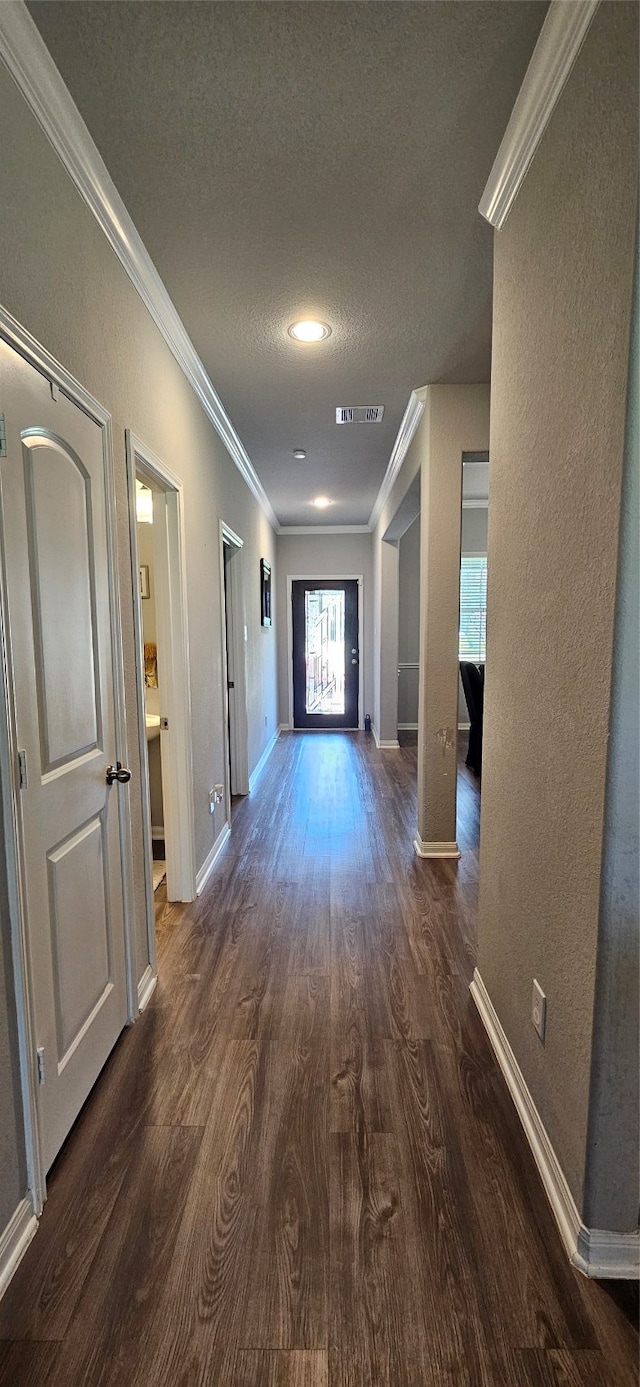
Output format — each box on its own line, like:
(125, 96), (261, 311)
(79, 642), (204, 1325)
(126, 433), (196, 1006)
(135, 481), (166, 890)
(458, 451), (489, 780)
(219, 523), (249, 822)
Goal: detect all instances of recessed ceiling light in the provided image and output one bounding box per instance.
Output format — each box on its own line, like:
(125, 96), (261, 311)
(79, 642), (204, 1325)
(293, 449), (307, 460)
(288, 320), (331, 343)
(312, 496), (332, 509)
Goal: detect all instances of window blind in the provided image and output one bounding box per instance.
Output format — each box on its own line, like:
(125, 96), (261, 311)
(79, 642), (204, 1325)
(459, 556), (487, 663)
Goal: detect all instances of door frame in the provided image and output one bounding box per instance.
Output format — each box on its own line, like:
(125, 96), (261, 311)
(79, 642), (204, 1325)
(286, 574), (364, 731)
(219, 522), (249, 822)
(126, 432), (196, 992)
(0, 306), (135, 1214)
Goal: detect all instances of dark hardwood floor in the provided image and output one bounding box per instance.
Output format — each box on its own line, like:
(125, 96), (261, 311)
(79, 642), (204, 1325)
(0, 732), (637, 1386)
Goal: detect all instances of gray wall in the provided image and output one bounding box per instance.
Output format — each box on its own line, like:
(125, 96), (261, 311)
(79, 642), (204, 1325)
(584, 233), (639, 1232)
(398, 508), (488, 730)
(0, 65), (278, 1229)
(275, 533), (373, 728)
(461, 506), (488, 557)
(398, 516), (420, 726)
(477, 1), (638, 1215)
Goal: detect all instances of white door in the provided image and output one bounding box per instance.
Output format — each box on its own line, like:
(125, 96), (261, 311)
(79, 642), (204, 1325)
(0, 340), (128, 1173)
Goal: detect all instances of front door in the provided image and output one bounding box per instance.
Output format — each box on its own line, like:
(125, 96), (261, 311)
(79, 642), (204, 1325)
(292, 579), (359, 729)
(0, 339), (129, 1173)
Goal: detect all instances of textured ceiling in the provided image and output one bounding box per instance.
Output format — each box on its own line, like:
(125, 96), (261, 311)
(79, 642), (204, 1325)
(29, 1), (547, 527)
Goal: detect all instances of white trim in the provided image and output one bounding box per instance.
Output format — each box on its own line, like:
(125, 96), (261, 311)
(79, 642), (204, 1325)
(196, 823), (231, 896)
(458, 721), (471, 732)
(462, 498), (489, 510)
(249, 729), (279, 792)
(278, 525), (371, 536)
(0, 2), (279, 533)
(479, 0), (600, 229)
(470, 969), (639, 1280)
(0, 1199), (38, 1303)
(413, 836), (461, 859)
(368, 388), (427, 532)
(278, 723), (289, 734)
(286, 575), (364, 731)
(137, 964), (157, 1013)
(126, 432), (197, 915)
(575, 1227), (640, 1281)
(397, 722), (418, 731)
(373, 724), (400, 750)
(0, 306), (135, 1213)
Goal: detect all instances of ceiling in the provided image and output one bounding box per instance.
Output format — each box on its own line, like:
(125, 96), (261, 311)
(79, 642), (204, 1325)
(28, 1), (547, 529)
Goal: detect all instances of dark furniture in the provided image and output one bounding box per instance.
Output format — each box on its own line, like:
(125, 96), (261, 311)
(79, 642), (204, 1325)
(460, 662), (484, 777)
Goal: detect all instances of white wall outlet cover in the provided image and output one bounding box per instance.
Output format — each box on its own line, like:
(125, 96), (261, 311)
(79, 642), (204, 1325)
(532, 978), (547, 1043)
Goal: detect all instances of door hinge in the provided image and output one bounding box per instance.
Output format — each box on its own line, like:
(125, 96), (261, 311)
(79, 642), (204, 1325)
(18, 749), (27, 789)
(36, 1047), (46, 1085)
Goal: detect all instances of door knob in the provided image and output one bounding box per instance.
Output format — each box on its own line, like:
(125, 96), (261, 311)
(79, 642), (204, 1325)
(106, 762), (132, 785)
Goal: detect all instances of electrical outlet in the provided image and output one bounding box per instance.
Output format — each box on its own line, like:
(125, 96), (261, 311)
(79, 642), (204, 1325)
(532, 979), (546, 1043)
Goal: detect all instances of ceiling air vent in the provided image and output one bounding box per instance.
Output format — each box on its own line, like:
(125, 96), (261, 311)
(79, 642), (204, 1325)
(336, 405), (385, 424)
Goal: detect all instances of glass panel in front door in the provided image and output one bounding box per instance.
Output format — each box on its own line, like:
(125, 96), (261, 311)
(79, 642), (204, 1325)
(304, 588), (345, 715)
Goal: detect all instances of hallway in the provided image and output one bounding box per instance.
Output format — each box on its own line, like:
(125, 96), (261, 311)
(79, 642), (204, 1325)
(0, 734), (636, 1386)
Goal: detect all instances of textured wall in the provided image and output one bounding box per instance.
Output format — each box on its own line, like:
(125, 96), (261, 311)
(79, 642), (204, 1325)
(0, 65), (277, 1229)
(275, 533), (373, 727)
(584, 234), (639, 1233)
(477, 2), (638, 1213)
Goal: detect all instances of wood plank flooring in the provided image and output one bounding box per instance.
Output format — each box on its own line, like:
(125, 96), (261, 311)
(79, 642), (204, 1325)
(0, 732), (637, 1386)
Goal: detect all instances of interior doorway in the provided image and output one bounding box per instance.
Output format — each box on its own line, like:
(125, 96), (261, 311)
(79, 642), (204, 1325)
(219, 523), (249, 822)
(126, 433), (196, 1007)
(0, 314), (134, 1207)
(290, 578), (361, 730)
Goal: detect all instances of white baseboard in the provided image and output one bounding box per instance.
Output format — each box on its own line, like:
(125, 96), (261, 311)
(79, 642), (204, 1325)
(137, 964), (157, 1012)
(249, 729), (279, 792)
(278, 723), (289, 733)
(397, 722), (418, 731)
(151, 827), (165, 841)
(0, 1198), (38, 1303)
(470, 969), (640, 1280)
(414, 835), (461, 859)
(372, 724), (400, 749)
(458, 721), (471, 732)
(574, 1226), (640, 1279)
(196, 823), (231, 896)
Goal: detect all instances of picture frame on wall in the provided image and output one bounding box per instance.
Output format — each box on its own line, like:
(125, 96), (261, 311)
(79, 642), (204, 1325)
(261, 558), (272, 627)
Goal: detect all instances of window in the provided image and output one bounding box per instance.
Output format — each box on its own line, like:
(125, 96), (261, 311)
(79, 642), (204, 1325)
(459, 555), (487, 663)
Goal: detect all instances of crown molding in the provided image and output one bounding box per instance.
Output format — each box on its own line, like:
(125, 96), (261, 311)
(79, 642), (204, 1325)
(479, 0), (600, 229)
(368, 387), (427, 533)
(277, 524), (371, 537)
(0, 1), (279, 532)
